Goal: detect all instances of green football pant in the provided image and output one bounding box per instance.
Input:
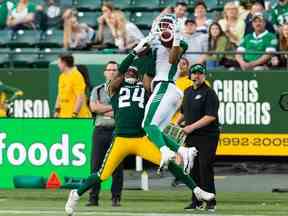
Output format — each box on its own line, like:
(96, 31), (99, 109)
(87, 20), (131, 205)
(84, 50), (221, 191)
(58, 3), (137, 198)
(142, 82), (183, 150)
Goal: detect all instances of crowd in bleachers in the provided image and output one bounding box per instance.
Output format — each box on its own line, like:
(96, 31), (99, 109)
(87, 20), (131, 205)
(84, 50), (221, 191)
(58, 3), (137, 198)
(0, 0), (288, 70)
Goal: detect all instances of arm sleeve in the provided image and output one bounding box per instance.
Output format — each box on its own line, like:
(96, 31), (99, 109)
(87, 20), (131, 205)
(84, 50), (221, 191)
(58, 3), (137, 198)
(180, 40), (188, 53)
(237, 36), (246, 52)
(204, 89), (219, 117)
(265, 34), (278, 52)
(73, 72), (86, 96)
(118, 53), (136, 74)
(90, 86), (99, 103)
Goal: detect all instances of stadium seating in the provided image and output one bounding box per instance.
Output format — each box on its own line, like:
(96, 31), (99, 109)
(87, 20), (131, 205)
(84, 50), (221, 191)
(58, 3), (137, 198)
(0, 48), (10, 67)
(130, 11), (159, 29)
(35, 48), (66, 67)
(159, 0), (179, 9)
(37, 30), (63, 48)
(59, 0), (74, 8)
(10, 48), (39, 67)
(0, 30), (10, 48)
(130, 0), (159, 11)
(109, 0), (131, 10)
(77, 11), (100, 28)
(74, 0), (102, 11)
(7, 30), (38, 48)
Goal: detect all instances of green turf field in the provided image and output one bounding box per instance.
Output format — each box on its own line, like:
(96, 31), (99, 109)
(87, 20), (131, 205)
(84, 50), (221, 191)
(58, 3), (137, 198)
(0, 189), (287, 216)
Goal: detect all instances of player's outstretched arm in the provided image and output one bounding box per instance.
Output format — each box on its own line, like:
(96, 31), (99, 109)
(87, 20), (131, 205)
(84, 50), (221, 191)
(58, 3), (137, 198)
(169, 21), (187, 64)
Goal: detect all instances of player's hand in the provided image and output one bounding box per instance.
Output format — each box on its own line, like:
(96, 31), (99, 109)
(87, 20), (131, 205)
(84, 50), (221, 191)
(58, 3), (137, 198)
(182, 125), (194, 134)
(133, 36), (151, 54)
(150, 20), (161, 38)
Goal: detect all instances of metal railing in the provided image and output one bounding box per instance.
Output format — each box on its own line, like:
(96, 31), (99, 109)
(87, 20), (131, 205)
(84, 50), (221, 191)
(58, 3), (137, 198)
(0, 49), (287, 69)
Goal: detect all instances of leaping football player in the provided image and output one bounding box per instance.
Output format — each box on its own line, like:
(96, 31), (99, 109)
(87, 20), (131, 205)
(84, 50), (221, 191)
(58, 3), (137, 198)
(142, 14), (197, 174)
(64, 43), (215, 216)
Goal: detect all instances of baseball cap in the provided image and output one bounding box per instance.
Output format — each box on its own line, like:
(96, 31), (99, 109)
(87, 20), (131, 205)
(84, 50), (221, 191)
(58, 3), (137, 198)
(189, 64), (207, 74)
(252, 12), (265, 21)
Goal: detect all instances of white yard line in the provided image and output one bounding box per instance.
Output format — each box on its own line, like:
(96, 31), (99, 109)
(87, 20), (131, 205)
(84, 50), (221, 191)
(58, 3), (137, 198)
(0, 210), (268, 216)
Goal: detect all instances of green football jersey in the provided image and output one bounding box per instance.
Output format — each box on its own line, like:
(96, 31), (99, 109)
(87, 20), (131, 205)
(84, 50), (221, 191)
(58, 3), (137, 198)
(111, 82), (148, 137)
(271, 3), (288, 26)
(238, 31), (277, 62)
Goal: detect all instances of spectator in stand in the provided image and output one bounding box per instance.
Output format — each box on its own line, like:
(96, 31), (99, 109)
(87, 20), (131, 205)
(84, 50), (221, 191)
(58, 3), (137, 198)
(271, 0), (288, 31)
(35, 0), (61, 32)
(193, 1), (212, 34)
(219, 2), (245, 46)
(244, 1), (274, 36)
(111, 10), (144, 52)
(206, 22), (233, 69)
(63, 9), (95, 50)
(270, 23), (288, 68)
(95, 2), (116, 49)
(236, 13), (277, 71)
(0, 0), (14, 29)
(7, 0), (36, 30)
(174, 1), (188, 30)
(182, 17), (208, 66)
(238, 0), (253, 20)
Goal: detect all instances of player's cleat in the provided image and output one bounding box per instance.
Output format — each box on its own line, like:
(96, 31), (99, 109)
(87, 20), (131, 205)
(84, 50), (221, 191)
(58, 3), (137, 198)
(193, 187), (215, 202)
(65, 189), (79, 215)
(178, 146), (198, 175)
(158, 146), (176, 173)
(85, 200), (99, 207)
(206, 202), (216, 212)
(184, 201), (204, 211)
(112, 196), (121, 207)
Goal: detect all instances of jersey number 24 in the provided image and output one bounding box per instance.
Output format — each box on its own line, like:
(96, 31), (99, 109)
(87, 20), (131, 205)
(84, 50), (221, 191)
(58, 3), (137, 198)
(119, 87), (145, 109)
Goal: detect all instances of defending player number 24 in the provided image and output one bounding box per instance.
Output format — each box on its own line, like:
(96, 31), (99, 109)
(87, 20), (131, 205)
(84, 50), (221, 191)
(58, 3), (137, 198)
(119, 87), (145, 108)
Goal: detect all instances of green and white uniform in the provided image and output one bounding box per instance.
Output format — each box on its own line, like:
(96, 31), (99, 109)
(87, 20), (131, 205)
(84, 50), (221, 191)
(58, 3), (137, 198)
(237, 31), (277, 62)
(271, 3), (288, 28)
(142, 40), (188, 150)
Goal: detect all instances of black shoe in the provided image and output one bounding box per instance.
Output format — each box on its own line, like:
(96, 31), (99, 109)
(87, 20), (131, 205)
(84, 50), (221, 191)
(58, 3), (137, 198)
(112, 196), (121, 207)
(184, 202), (204, 211)
(85, 200), (99, 207)
(206, 200), (216, 212)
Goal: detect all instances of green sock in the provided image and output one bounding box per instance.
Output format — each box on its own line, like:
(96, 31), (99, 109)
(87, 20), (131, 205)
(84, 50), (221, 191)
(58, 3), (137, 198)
(77, 173), (101, 196)
(144, 125), (166, 148)
(168, 161), (197, 190)
(163, 133), (180, 152)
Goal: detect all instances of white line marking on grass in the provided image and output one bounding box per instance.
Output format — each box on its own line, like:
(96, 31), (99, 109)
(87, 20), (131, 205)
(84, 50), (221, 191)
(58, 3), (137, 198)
(0, 210), (267, 216)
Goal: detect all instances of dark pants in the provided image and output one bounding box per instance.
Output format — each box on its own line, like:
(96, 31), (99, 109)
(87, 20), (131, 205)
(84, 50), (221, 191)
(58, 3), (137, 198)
(89, 126), (123, 202)
(186, 133), (219, 205)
